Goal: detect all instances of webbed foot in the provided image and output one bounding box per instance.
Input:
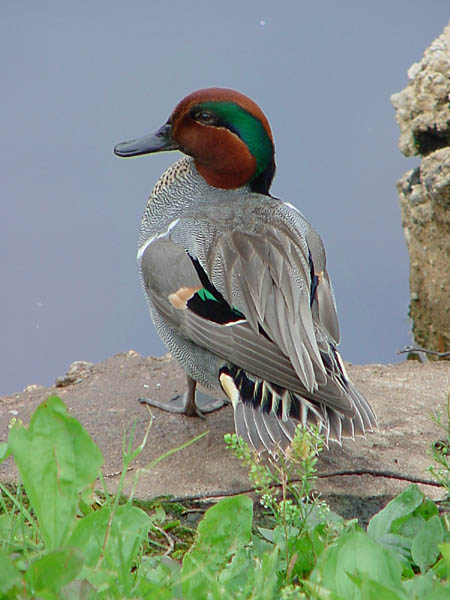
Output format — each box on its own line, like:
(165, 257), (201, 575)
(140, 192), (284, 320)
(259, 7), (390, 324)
(139, 375), (227, 418)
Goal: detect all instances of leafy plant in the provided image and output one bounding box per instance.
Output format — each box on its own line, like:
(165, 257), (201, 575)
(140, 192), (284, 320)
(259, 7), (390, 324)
(1, 396), (450, 598)
(225, 427), (345, 585)
(428, 392), (450, 506)
(6, 396), (103, 551)
(0, 396), (203, 598)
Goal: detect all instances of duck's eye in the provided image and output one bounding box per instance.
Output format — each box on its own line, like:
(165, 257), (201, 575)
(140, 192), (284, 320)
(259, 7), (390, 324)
(191, 110), (216, 125)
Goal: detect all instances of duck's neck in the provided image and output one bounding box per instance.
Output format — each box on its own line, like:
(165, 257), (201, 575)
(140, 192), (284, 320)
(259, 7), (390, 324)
(249, 158), (276, 195)
(139, 157), (251, 244)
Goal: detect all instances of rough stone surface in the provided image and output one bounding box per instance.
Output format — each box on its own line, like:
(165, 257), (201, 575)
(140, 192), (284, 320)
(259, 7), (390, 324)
(55, 360), (94, 388)
(391, 24), (450, 157)
(391, 23), (450, 355)
(1, 352), (449, 521)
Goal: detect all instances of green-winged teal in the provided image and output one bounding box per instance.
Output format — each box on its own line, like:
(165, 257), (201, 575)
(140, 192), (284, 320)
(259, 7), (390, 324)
(114, 88), (376, 453)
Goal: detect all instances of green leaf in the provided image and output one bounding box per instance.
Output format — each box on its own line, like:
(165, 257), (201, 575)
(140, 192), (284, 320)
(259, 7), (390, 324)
(0, 512), (29, 551)
(134, 579), (174, 600)
(257, 526), (274, 543)
(69, 503), (151, 575)
(250, 546), (280, 599)
(415, 498), (440, 521)
(218, 547), (252, 592)
(392, 513), (425, 538)
(219, 546), (280, 599)
(60, 579), (97, 600)
(24, 547), (84, 594)
(137, 556), (181, 599)
(402, 572), (434, 598)
(288, 523), (327, 579)
(368, 485), (424, 543)
(0, 550), (21, 594)
(371, 532), (411, 564)
(301, 579), (344, 599)
(391, 499), (439, 548)
(0, 442), (8, 462)
(252, 535), (274, 557)
(439, 542), (450, 577)
(181, 495), (252, 600)
(290, 531), (316, 578)
(422, 584), (450, 600)
(273, 523), (299, 550)
(7, 396), (104, 550)
(347, 572), (407, 599)
(310, 530), (404, 599)
(411, 515), (444, 572)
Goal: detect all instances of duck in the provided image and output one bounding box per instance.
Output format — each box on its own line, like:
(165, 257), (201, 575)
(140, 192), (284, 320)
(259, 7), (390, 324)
(114, 87), (376, 453)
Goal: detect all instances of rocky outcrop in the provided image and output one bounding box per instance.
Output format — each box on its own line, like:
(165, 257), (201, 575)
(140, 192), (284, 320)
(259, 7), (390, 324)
(391, 24), (450, 355)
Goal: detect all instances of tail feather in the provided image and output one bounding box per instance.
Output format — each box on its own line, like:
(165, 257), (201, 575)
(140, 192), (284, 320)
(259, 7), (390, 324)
(251, 405), (285, 450)
(341, 415), (355, 438)
(278, 416), (297, 443)
(241, 403), (265, 453)
(327, 408), (343, 443)
(219, 362), (376, 455)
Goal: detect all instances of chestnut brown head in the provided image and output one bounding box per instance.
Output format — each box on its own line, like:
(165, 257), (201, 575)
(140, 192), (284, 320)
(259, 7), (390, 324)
(114, 88), (276, 194)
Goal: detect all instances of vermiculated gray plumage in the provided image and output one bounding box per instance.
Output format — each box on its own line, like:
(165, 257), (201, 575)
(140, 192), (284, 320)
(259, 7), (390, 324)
(137, 156), (376, 452)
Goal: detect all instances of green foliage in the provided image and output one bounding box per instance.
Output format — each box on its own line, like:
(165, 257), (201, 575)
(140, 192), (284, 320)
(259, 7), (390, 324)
(24, 547), (84, 595)
(309, 529), (404, 598)
(0, 550), (21, 594)
(225, 426), (344, 586)
(428, 396), (450, 506)
(0, 396), (201, 598)
(181, 495), (253, 599)
(6, 396), (103, 550)
(1, 398), (450, 598)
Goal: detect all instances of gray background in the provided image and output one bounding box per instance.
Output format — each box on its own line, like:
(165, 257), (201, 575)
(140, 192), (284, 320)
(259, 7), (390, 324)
(2, 1), (448, 395)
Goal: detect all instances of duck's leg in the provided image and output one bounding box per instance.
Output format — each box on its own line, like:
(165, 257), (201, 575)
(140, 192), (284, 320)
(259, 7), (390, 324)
(139, 374), (227, 418)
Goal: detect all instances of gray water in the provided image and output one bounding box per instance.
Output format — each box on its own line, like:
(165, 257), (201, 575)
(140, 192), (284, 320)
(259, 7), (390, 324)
(2, 1), (448, 395)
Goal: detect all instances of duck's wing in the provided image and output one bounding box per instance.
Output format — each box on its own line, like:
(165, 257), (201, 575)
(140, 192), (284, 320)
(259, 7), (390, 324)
(139, 203), (375, 447)
(139, 231), (311, 398)
(194, 223), (374, 427)
(201, 225), (330, 394)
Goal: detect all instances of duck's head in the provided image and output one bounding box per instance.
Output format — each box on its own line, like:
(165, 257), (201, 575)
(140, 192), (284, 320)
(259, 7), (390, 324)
(114, 88), (275, 194)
